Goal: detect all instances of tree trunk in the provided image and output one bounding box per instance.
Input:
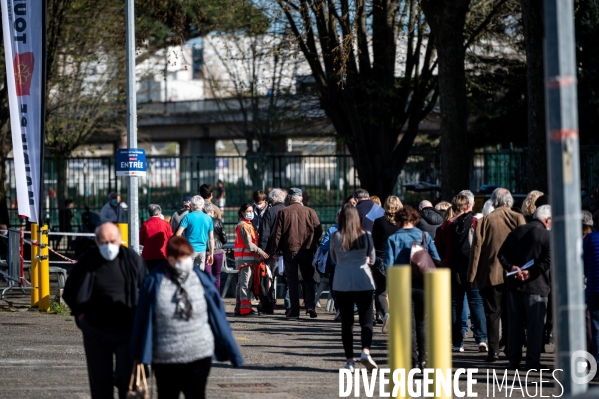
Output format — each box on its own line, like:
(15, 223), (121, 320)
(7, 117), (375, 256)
(520, 0), (547, 193)
(421, 0), (471, 201)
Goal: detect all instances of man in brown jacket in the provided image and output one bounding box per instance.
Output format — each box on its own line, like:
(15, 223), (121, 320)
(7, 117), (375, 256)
(273, 187), (323, 319)
(468, 187), (525, 362)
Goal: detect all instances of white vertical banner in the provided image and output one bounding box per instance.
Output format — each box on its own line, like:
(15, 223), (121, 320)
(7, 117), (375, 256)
(1, 0), (43, 223)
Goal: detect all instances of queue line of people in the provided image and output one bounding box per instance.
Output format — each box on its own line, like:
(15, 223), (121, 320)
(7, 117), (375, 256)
(62, 181), (599, 398)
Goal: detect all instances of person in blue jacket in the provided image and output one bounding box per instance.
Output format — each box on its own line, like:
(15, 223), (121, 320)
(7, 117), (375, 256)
(130, 236), (243, 399)
(384, 205), (440, 370)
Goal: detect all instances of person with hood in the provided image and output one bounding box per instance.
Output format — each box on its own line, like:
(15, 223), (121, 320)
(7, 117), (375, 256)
(130, 236), (243, 398)
(63, 223), (147, 399)
(416, 200), (443, 239)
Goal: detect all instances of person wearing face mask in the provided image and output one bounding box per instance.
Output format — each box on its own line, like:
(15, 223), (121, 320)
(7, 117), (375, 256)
(234, 203), (269, 316)
(100, 192), (127, 223)
(131, 236), (243, 398)
(63, 223), (147, 399)
(251, 190), (269, 232)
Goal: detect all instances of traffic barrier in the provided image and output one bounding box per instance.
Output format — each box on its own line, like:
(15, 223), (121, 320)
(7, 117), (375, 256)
(424, 268), (452, 399)
(1, 229), (32, 300)
(39, 225), (50, 312)
(387, 265), (412, 392)
(30, 224), (39, 306)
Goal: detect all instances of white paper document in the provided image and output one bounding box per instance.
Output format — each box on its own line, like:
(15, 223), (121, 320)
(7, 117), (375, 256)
(506, 259), (535, 277)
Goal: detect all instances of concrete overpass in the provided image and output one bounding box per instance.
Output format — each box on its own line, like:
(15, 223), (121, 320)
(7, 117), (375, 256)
(126, 96), (441, 156)
(135, 96), (332, 155)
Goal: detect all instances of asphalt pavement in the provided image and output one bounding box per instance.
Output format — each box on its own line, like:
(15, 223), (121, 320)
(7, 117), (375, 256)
(0, 290), (597, 398)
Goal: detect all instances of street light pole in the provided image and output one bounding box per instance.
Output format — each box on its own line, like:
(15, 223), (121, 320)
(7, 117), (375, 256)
(543, 0), (586, 395)
(126, 0), (139, 253)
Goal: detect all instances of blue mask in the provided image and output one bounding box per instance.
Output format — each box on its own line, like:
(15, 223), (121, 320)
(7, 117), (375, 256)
(111, 199), (118, 206)
(245, 212), (254, 220)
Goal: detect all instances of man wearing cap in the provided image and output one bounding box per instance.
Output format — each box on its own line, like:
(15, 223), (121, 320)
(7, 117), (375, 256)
(273, 187), (322, 318)
(171, 196), (192, 233)
(100, 192), (127, 223)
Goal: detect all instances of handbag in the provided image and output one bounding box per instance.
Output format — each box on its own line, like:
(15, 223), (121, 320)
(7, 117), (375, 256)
(127, 362), (149, 399)
(410, 231), (437, 279)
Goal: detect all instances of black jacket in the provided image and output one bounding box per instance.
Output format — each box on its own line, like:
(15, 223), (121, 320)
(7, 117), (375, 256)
(498, 220), (551, 296)
(251, 203), (270, 232)
(356, 200), (384, 233)
(416, 207), (444, 239)
(213, 217), (227, 252)
(258, 202), (286, 253)
(63, 246), (147, 320)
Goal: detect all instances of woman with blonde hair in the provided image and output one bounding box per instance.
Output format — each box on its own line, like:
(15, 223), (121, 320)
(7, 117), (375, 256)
(521, 190), (544, 223)
(371, 196), (403, 332)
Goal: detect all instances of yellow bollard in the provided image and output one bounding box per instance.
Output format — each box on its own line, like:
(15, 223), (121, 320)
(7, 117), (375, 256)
(30, 223), (39, 307)
(117, 223), (128, 247)
(38, 225), (50, 312)
(424, 268), (452, 399)
(387, 265), (412, 395)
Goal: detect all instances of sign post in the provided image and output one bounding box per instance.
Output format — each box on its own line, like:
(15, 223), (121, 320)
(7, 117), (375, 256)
(116, 148), (145, 251)
(125, 0), (139, 253)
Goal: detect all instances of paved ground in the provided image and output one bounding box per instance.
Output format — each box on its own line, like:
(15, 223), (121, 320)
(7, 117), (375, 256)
(1, 287), (597, 398)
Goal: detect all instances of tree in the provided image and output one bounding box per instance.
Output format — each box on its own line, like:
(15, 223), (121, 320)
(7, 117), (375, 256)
(275, 0), (439, 197)
(520, 0), (546, 192)
(420, 0), (471, 200)
(202, 28), (329, 186)
(575, 0), (599, 146)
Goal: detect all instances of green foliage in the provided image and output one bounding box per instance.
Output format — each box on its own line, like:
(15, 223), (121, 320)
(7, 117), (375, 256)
(49, 298), (70, 316)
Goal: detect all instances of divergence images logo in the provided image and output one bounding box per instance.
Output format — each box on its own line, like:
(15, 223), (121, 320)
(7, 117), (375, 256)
(14, 52), (34, 96)
(571, 350), (598, 385)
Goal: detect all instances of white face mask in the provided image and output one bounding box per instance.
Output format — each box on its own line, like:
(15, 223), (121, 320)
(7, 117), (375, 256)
(175, 257), (194, 274)
(98, 243), (120, 261)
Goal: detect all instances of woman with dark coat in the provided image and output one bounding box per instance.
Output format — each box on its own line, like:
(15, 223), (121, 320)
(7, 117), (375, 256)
(130, 236), (243, 399)
(371, 195), (403, 333)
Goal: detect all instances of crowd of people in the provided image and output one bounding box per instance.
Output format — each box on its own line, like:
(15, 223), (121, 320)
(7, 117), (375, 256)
(59, 180), (599, 398)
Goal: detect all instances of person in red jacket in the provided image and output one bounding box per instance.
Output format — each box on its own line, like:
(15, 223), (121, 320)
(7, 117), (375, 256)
(140, 204), (173, 270)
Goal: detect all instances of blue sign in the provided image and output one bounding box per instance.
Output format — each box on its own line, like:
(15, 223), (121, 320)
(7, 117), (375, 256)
(116, 148), (147, 176)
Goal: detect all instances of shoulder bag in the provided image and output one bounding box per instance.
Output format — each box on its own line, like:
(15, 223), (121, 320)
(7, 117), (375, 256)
(410, 231), (437, 279)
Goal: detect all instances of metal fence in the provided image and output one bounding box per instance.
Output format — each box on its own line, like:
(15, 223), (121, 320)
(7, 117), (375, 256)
(3, 147), (598, 251)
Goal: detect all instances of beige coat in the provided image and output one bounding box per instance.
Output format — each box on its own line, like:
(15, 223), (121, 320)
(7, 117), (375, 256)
(468, 207), (525, 289)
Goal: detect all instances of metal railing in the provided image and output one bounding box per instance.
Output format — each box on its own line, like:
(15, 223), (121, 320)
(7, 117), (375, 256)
(3, 147), (597, 242)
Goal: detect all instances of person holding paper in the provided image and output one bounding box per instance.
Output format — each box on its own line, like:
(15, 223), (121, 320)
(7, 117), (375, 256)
(498, 205), (552, 370)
